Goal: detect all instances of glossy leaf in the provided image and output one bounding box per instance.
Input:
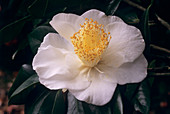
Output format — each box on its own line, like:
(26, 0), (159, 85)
(8, 64), (35, 98)
(25, 85), (65, 114)
(142, 6), (151, 57)
(0, 15), (31, 45)
(121, 77), (152, 114)
(132, 78), (152, 114)
(140, 0), (154, 57)
(67, 92), (84, 114)
(28, 26), (56, 54)
(39, 90), (65, 114)
(122, 83), (139, 104)
(52, 90), (66, 114)
(67, 87), (123, 114)
(25, 85), (50, 114)
(8, 74), (39, 105)
(121, 83), (140, 113)
(106, 0), (122, 15)
(110, 87), (123, 114)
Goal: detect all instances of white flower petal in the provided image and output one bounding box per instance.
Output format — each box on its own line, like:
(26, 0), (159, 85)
(107, 55), (148, 84)
(81, 9), (123, 27)
(116, 54), (148, 84)
(103, 22), (145, 67)
(95, 62), (118, 83)
(50, 13), (85, 42)
(39, 33), (74, 52)
(33, 45), (90, 90)
(69, 68), (117, 106)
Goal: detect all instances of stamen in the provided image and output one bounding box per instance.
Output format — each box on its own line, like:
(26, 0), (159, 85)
(94, 67), (104, 73)
(71, 18), (111, 67)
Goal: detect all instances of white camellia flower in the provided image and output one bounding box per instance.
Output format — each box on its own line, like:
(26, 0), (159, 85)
(32, 9), (148, 106)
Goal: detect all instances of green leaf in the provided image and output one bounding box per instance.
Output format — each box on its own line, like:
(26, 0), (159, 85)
(121, 77), (153, 114)
(8, 74), (39, 105)
(142, 6), (151, 56)
(120, 84), (140, 113)
(12, 38), (29, 60)
(0, 15), (31, 45)
(67, 92), (84, 114)
(67, 87), (123, 114)
(140, 0), (154, 57)
(25, 85), (65, 114)
(110, 87), (123, 114)
(28, 26), (56, 54)
(132, 78), (152, 114)
(8, 64), (35, 98)
(143, 6), (151, 40)
(124, 83), (139, 102)
(39, 90), (65, 114)
(25, 85), (50, 114)
(28, 0), (66, 18)
(106, 0), (122, 15)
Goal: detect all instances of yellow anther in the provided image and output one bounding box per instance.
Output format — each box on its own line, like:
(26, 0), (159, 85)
(70, 18), (111, 67)
(85, 18), (89, 20)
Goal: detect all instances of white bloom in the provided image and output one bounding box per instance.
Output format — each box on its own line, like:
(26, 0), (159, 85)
(32, 9), (148, 106)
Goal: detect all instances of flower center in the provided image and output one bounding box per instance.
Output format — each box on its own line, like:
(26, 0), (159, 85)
(71, 18), (111, 67)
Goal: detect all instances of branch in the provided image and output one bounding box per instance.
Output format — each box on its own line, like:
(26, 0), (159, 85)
(156, 14), (170, 30)
(123, 0), (145, 11)
(150, 44), (170, 55)
(148, 73), (170, 76)
(148, 66), (170, 72)
(150, 54), (170, 61)
(148, 67), (170, 77)
(123, 0), (170, 30)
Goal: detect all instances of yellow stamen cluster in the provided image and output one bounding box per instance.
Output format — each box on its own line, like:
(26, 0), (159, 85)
(71, 18), (111, 67)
